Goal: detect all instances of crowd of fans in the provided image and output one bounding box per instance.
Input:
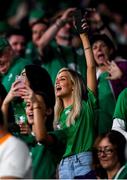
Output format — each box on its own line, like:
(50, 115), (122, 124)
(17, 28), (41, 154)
(0, 0), (127, 179)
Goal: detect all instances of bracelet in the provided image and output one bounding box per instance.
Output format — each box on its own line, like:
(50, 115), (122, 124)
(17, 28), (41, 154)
(55, 19), (66, 28)
(84, 47), (91, 50)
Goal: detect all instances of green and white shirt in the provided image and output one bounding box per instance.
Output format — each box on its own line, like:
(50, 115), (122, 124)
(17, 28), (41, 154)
(56, 89), (96, 158)
(112, 88), (127, 139)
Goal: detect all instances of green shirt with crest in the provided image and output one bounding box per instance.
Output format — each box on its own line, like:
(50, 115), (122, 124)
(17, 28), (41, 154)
(56, 89), (96, 158)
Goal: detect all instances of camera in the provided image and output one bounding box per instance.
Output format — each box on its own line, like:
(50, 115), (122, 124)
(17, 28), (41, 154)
(73, 9), (86, 34)
(73, 8), (94, 34)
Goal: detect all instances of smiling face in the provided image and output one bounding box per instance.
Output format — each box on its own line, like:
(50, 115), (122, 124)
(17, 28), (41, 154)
(92, 40), (111, 66)
(25, 94), (46, 125)
(55, 70), (74, 99)
(97, 137), (119, 171)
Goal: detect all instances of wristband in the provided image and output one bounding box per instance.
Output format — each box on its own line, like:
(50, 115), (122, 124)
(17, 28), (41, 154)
(84, 47), (91, 50)
(55, 19), (66, 28)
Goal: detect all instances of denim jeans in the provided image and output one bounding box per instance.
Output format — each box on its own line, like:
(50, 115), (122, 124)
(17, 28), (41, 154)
(59, 151), (92, 179)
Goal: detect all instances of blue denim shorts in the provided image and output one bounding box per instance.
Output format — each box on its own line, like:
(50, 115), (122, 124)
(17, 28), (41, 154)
(59, 151), (92, 179)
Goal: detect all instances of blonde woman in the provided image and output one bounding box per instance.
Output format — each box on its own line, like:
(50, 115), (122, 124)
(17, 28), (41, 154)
(52, 15), (97, 178)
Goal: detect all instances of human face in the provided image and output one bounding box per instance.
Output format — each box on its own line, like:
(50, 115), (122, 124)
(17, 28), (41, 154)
(8, 35), (26, 57)
(92, 40), (110, 66)
(97, 137), (119, 171)
(56, 21), (73, 46)
(26, 94), (46, 125)
(0, 47), (12, 74)
(55, 70), (74, 98)
(32, 23), (47, 45)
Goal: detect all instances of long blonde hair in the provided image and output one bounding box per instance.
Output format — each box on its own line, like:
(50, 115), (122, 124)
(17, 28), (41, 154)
(53, 68), (86, 128)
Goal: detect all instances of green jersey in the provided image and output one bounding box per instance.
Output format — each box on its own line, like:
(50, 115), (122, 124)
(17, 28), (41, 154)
(95, 72), (116, 135)
(2, 57), (31, 92)
(113, 88), (127, 121)
(30, 131), (64, 179)
(25, 41), (41, 65)
(31, 144), (58, 179)
(42, 41), (87, 84)
(113, 163), (127, 179)
(57, 89), (96, 157)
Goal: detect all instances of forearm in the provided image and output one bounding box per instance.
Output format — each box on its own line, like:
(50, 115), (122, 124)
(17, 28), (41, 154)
(80, 33), (96, 94)
(37, 19), (65, 49)
(32, 102), (48, 142)
(80, 34), (95, 68)
(1, 102), (10, 126)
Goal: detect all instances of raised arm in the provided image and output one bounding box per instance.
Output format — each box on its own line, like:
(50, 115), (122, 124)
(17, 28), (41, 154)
(1, 82), (19, 125)
(80, 32), (96, 95)
(36, 8), (76, 52)
(20, 85), (52, 143)
(73, 9), (96, 94)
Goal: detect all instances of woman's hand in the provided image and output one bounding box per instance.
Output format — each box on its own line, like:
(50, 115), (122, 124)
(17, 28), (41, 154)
(106, 61), (123, 80)
(18, 85), (39, 105)
(3, 80), (24, 105)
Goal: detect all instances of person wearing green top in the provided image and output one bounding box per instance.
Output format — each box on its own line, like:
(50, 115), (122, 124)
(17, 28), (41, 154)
(92, 130), (127, 179)
(42, 39), (87, 84)
(0, 36), (32, 136)
(1, 65), (64, 179)
(52, 13), (97, 179)
(2, 57), (31, 92)
(25, 18), (49, 65)
(112, 88), (127, 139)
(90, 34), (127, 135)
(28, 8), (87, 84)
(29, 17), (97, 178)
(0, 36), (31, 92)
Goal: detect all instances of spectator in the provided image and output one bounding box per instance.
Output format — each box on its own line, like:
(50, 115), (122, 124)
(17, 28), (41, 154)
(1, 65), (63, 179)
(6, 27), (27, 58)
(25, 18), (49, 65)
(0, 36), (32, 137)
(92, 130), (127, 179)
(32, 8), (87, 84)
(90, 33), (127, 135)
(20, 17), (97, 179)
(0, 37), (31, 92)
(0, 109), (32, 179)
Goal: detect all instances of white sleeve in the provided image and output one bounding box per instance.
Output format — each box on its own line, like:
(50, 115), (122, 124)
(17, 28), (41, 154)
(112, 118), (127, 161)
(112, 118), (127, 140)
(0, 137), (32, 178)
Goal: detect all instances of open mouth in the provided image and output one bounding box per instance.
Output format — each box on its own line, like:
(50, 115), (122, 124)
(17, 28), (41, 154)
(28, 112), (33, 119)
(56, 85), (62, 91)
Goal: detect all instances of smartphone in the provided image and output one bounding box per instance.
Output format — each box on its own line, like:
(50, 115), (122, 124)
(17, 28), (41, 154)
(73, 9), (86, 34)
(15, 75), (25, 88)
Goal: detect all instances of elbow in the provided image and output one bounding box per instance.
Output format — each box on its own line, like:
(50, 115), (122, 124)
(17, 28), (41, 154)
(35, 133), (47, 143)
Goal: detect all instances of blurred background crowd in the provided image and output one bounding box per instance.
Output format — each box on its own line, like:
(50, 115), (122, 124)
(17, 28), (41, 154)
(0, 0), (127, 58)
(1, 0), (127, 179)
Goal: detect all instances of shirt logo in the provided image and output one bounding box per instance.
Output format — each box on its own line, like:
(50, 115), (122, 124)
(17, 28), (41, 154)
(8, 73), (13, 81)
